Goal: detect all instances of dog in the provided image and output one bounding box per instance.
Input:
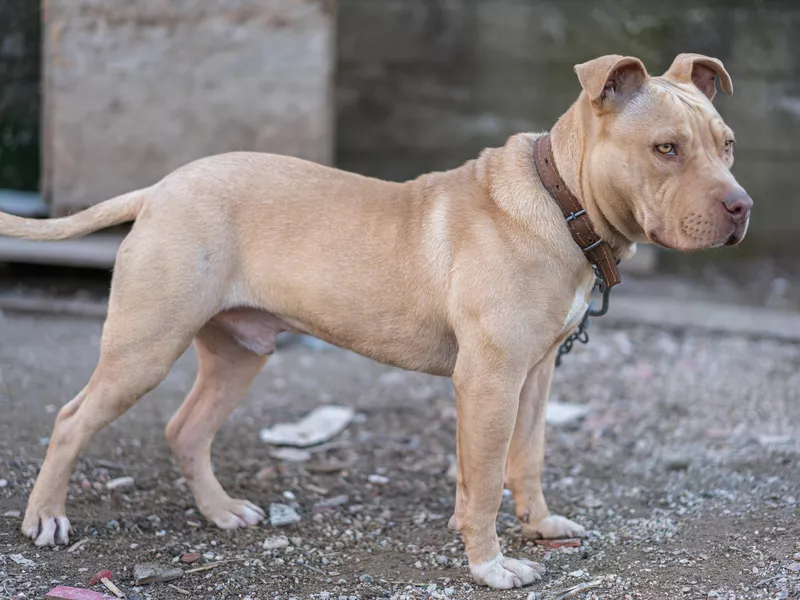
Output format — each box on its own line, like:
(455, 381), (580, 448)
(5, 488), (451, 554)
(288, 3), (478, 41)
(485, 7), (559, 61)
(1, 53), (751, 589)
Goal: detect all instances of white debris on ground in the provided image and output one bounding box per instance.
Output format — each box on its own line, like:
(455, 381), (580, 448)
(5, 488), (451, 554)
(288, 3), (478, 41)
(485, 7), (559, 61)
(259, 405), (355, 447)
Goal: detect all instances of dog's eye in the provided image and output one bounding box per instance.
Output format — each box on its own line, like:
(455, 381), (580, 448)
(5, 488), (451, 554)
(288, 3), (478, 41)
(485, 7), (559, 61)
(724, 139), (735, 153)
(655, 143), (676, 156)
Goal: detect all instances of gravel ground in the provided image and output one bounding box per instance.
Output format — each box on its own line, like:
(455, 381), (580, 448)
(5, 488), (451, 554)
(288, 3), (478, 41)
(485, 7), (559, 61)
(0, 310), (799, 600)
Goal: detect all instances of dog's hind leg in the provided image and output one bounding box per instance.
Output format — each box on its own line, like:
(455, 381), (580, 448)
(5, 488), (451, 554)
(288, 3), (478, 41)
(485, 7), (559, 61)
(22, 233), (221, 546)
(165, 321), (269, 529)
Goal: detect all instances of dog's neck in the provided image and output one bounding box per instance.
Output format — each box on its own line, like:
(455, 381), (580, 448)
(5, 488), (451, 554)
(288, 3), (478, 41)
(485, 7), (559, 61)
(548, 99), (639, 261)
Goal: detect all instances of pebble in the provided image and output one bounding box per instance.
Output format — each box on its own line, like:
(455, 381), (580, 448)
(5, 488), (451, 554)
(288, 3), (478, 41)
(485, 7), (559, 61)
(263, 535), (290, 550)
(436, 555), (449, 565)
(270, 448), (311, 462)
(359, 574), (373, 584)
(106, 476), (135, 490)
(9, 554), (36, 568)
(789, 562), (800, 573)
(367, 474), (389, 485)
(270, 503), (301, 527)
(0, 478), (7, 487)
(180, 553), (201, 564)
(132, 563), (183, 585)
(313, 495), (349, 510)
(568, 569), (587, 578)
(3, 509), (21, 518)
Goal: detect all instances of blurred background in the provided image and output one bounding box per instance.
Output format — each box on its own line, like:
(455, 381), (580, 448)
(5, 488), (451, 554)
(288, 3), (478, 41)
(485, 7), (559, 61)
(0, 0), (798, 301)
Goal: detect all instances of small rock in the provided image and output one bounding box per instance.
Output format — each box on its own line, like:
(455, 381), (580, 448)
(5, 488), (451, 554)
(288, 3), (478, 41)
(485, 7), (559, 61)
(313, 495), (349, 510)
(290, 536), (302, 546)
(446, 455), (458, 481)
(568, 569), (586, 578)
(263, 535), (290, 550)
(436, 555), (449, 565)
(9, 554), (36, 568)
(756, 434), (792, 446)
(270, 448), (312, 462)
(359, 574), (374, 584)
(270, 503), (300, 527)
(106, 476), (135, 490)
(444, 588), (455, 596)
(180, 553), (201, 564)
(665, 457), (691, 471)
(427, 584), (437, 593)
(546, 402), (590, 426)
(789, 562), (800, 573)
(0, 478), (8, 487)
(3, 509), (21, 518)
(581, 494), (603, 508)
(368, 474), (389, 485)
(133, 563), (183, 585)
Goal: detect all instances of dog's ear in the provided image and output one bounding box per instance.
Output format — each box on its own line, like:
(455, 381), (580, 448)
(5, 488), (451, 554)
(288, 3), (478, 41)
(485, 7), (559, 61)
(574, 55), (648, 112)
(663, 53), (733, 100)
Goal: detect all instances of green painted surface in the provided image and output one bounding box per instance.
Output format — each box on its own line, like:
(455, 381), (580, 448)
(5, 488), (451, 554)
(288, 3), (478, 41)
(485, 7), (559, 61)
(0, 0), (40, 191)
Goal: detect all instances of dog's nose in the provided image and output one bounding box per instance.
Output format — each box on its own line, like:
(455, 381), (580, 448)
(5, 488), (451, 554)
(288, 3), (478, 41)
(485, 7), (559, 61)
(722, 188), (753, 223)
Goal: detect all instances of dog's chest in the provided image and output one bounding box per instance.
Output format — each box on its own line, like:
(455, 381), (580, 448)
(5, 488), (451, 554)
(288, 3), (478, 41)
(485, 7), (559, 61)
(561, 275), (595, 333)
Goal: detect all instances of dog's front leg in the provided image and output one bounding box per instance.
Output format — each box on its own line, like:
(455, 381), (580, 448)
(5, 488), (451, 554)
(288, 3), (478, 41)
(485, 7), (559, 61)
(448, 348), (545, 589)
(505, 345), (586, 540)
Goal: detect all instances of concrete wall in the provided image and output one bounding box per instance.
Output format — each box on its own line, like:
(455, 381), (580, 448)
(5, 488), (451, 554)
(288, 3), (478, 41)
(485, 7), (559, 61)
(0, 0), (40, 191)
(3, 0), (797, 255)
(337, 0), (800, 256)
(43, 0), (334, 215)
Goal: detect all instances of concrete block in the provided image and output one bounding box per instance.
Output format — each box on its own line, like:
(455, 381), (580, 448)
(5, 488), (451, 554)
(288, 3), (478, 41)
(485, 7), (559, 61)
(44, 0), (334, 215)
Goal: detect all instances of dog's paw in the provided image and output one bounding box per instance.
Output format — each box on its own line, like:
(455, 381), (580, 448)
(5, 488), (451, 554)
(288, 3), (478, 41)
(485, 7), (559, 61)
(523, 514), (586, 539)
(470, 554), (545, 589)
(22, 512), (71, 547)
(206, 499), (265, 529)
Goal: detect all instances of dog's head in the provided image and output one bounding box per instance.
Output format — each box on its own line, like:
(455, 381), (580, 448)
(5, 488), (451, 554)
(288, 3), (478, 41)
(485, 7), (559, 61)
(573, 53), (751, 252)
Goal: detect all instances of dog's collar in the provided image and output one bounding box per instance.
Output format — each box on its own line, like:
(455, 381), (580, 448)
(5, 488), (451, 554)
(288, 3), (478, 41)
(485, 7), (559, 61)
(532, 134), (621, 288)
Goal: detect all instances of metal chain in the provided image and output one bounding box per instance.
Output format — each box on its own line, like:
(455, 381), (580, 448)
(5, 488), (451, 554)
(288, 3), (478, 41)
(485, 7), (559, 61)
(555, 273), (611, 367)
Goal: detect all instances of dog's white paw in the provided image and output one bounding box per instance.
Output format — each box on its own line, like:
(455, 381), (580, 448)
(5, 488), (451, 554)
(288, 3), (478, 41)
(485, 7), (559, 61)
(470, 554), (545, 589)
(206, 499), (265, 529)
(524, 514), (586, 539)
(22, 513), (71, 547)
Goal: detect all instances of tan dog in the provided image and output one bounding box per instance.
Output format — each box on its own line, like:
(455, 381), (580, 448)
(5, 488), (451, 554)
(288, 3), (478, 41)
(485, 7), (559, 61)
(1, 53), (751, 589)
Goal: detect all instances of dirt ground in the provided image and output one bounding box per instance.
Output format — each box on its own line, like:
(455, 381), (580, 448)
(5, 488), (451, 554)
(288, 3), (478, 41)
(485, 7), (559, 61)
(1, 301), (799, 599)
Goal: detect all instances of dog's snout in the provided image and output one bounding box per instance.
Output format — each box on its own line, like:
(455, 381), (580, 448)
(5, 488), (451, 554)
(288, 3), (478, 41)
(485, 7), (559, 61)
(722, 188), (753, 223)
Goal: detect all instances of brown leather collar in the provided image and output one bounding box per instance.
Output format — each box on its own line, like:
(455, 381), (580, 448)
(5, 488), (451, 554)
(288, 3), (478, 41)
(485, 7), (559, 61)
(532, 134), (621, 288)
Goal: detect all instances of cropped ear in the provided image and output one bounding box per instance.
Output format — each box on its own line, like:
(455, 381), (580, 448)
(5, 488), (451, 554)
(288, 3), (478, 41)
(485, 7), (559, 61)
(663, 53), (733, 100)
(574, 55), (648, 112)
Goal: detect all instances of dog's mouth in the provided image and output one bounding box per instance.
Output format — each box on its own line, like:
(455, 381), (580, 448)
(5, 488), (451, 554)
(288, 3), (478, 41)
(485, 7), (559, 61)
(724, 232), (740, 246)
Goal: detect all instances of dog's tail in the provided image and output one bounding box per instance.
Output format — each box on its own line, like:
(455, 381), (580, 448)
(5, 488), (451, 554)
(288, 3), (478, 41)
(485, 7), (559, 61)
(0, 188), (146, 241)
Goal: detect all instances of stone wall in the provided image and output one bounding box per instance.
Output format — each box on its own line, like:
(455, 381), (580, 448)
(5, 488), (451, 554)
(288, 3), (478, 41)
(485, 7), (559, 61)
(0, 0), (40, 191)
(44, 0), (334, 215)
(337, 0), (800, 256)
